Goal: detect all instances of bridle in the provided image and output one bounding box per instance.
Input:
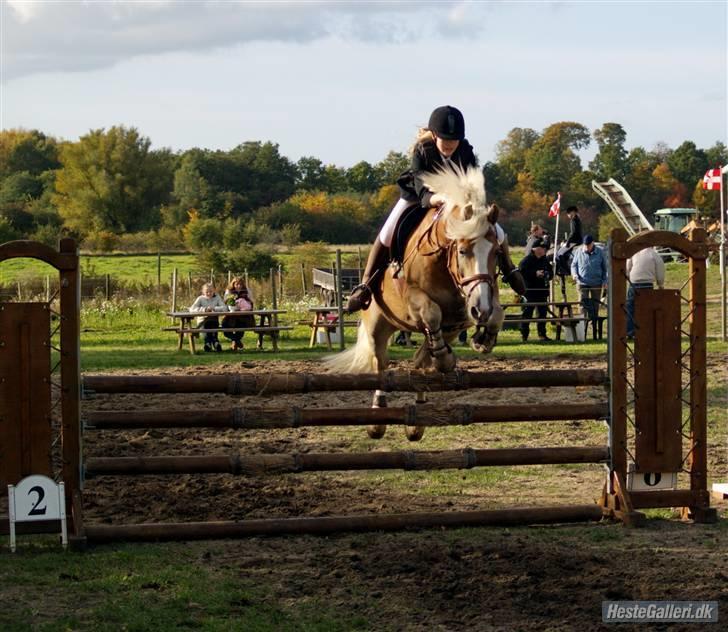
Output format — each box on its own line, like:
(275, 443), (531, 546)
(447, 238), (498, 302)
(403, 205), (500, 302)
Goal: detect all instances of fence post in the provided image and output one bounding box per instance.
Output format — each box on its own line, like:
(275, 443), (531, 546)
(270, 268), (278, 327)
(156, 252), (162, 294)
(227, 270), (232, 286)
(336, 249), (345, 350)
(187, 271), (192, 298)
(210, 269), (214, 285)
(300, 262), (307, 296)
(105, 274), (110, 300)
(45, 275), (50, 302)
(171, 268), (178, 314)
(278, 264), (283, 301)
(357, 246), (363, 283)
(244, 268), (249, 289)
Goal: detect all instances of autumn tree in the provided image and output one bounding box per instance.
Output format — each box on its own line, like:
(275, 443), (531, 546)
(53, 126), (174, 235)
(525, 122), (590, 195)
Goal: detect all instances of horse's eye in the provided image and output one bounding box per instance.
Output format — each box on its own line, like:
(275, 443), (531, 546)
(458, 248), (467, 256)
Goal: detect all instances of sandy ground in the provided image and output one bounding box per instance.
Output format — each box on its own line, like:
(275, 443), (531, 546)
(76, 354), (728, 630)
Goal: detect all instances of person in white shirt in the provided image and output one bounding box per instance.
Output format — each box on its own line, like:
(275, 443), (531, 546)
(625, 247), (665, 339)
(189, 283), (228, 351)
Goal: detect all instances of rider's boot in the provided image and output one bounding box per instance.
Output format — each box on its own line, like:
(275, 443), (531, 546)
(498, 237), (527, 296)
(346, 239), (389, 313)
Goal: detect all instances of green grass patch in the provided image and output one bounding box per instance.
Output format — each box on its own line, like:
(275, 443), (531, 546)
(0, 543), (367, 631)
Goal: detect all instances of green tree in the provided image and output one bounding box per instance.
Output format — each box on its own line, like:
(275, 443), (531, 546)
(0, 129), (59, 178)
(376, 151), (410, 185)
(346, 161), (382, 193)
(494, 127), (540, 188)
(589, 123), (628, 181)
(53, 126), (174, 235)
(295, 156), (327, 190)
(667, 141), (708, 192)
(525, 122), (590, 194)
(705, 141), (728, 168)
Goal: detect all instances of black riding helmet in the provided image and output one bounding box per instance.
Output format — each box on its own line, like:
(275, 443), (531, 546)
(428, 105), (465, 141)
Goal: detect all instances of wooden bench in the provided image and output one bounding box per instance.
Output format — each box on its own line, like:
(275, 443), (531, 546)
(165, 310), (290, 354)
(305, 307), (359, 349)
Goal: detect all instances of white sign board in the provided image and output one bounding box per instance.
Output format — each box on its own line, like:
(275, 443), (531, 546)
(8, 474), (67, 552)
(627, 463), (678, 492)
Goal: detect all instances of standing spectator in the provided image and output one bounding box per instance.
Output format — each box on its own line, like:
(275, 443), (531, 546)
(571, 235), (608, 328)
(626, 247), (665, 339)
(525, 222), (552, 256)
(222, 277), (255, 351)
(189, 282), (227, 352)
(565, 206), (583, 247)
(518, 239), (553, 342)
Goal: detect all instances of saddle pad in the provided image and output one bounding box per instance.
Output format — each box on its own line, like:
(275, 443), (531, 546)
(391, 203), (427, 262)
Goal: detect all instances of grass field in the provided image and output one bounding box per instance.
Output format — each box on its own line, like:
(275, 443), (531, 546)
(1, 245), (727, 631)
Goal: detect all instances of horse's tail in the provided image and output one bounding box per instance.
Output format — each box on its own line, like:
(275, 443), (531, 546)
(322, 322), (378, 374)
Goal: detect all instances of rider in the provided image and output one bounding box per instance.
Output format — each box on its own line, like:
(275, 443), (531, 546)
(346, 105), (524, 313)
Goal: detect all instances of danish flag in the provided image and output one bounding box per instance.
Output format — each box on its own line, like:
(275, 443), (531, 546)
(702, 167), (722, 190)
(548, 192), (561, 217)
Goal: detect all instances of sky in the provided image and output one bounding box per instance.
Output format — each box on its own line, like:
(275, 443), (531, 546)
(1, 0), (727, 168)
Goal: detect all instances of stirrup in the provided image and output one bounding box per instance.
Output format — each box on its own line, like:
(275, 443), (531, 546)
(346, 284), (372, 313)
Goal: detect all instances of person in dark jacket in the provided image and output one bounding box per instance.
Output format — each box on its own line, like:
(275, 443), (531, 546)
(518, 239), (553, 342)
(347, 106), (523, 312)
(565, 206), (583, 247)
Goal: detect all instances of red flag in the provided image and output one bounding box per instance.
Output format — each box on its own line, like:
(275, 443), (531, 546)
(548, 192), (561, 217)
(702, 167), (722, 190)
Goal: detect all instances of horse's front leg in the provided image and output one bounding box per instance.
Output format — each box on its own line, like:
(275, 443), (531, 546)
(408, 288), (456, 373)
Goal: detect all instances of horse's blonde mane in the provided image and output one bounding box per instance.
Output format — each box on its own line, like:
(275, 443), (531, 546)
(420, 165), (492, 241)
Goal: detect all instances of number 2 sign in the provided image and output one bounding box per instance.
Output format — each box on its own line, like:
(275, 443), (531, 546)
(7, 474), (67, 552)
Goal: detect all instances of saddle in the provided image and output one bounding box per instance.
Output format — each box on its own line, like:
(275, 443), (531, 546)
(390, 202), (428, 264)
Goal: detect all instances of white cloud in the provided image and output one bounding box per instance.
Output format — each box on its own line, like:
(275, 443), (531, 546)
(1, 0), (486, 81)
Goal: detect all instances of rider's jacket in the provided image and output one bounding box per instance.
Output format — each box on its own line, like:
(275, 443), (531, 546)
(397, 139), (478, 209)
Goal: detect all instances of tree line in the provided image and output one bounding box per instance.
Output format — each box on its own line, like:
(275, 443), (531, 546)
(1, 123), (725, 272)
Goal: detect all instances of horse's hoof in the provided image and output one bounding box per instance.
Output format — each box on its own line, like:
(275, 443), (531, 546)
(367, 424), (387, 439)
(471, 328), (498, 354)
(435, 352), (457, 373)
(405, 426), (425, 441)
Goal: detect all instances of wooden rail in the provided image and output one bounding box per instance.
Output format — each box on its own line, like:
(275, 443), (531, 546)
(85, 402), (609, 430)
(85, 446), (610, 477)
(83, 368), (608, 395)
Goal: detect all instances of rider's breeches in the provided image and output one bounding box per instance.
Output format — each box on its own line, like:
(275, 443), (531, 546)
(378, 198), (411, 248)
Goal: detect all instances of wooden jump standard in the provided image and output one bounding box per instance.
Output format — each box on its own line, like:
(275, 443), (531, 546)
(0, 230), (717, 547)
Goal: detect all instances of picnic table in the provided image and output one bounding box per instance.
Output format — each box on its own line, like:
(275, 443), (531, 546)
(164, 309), (291, 354)
(501, 301), (608, 341)
(303, 307), (359, 349)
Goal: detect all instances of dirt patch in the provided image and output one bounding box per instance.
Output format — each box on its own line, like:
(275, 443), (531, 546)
(80, 354), (728, 629)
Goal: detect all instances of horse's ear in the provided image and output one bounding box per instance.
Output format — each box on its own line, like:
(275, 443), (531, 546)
(487, 204), (499, 225)
(462, 203), (474, 220)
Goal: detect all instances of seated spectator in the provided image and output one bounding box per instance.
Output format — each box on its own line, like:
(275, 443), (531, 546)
(222, 277), (255, 351)
(518, 239), (553, 342)
(189, 282), (227, 352)
(570, 235), (608, 327)
(626, 246), (665, 339)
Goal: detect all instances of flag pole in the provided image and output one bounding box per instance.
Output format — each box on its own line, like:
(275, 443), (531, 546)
(550, 193), (561, 302)
(720, 165), (727, 341)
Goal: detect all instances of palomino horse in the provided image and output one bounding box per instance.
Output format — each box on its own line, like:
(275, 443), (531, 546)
(325, 166), (504, 437)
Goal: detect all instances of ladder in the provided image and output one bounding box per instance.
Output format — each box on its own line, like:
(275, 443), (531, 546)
(592, 179), (653, 236)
